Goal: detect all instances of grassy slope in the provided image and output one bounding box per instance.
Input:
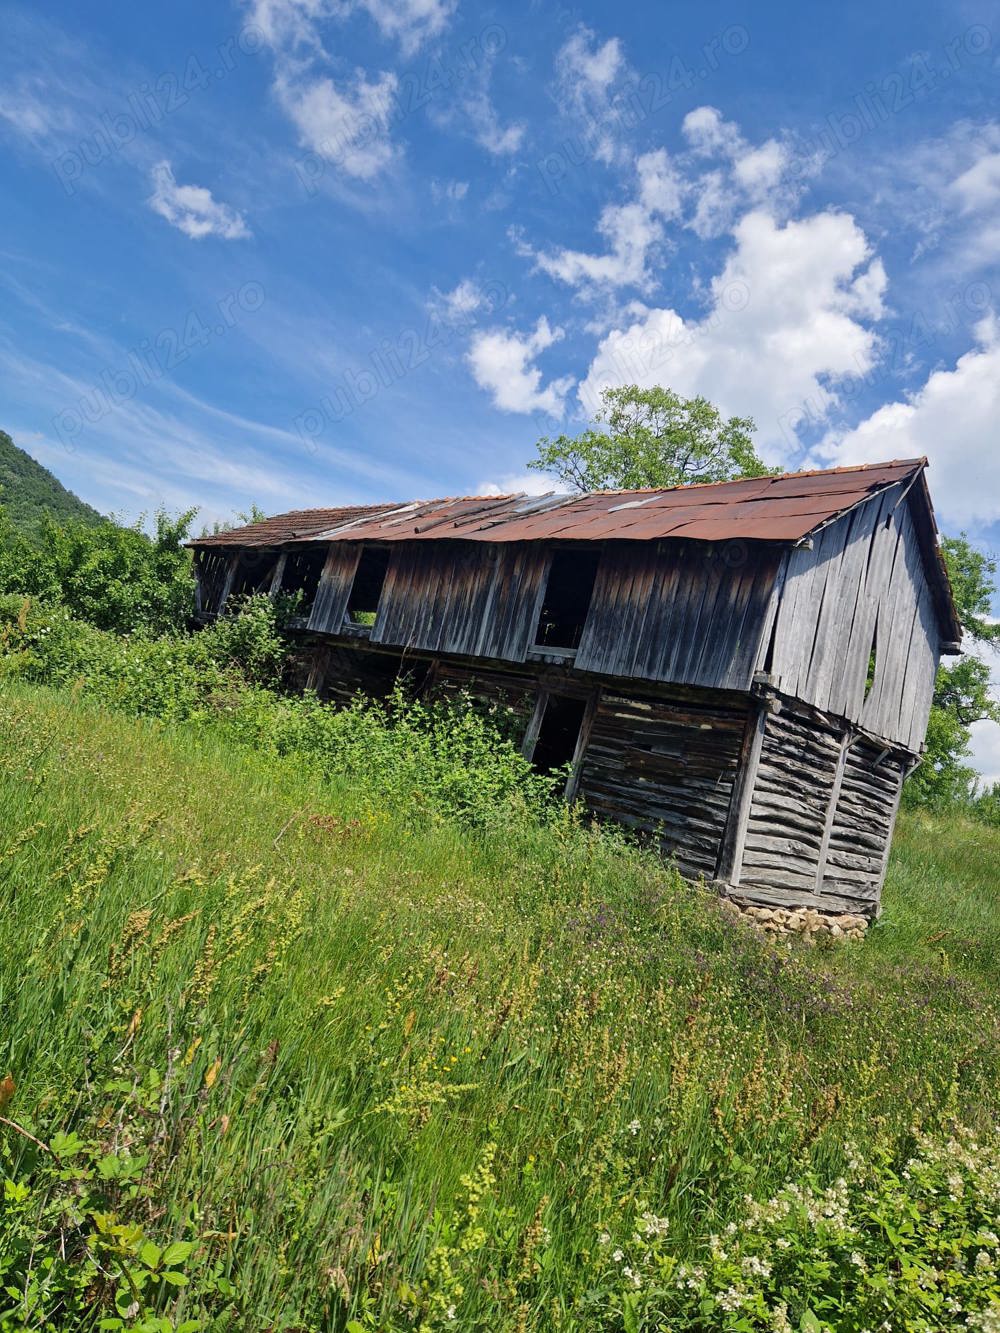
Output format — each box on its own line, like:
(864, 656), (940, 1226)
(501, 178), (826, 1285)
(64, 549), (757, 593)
(0, 430), (103, 536)
(2, 684), (999, 1330)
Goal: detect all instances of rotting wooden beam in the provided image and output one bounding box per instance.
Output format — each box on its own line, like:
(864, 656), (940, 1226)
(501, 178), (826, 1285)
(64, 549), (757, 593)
(269, 551), (288, 598)
(217, 552), (240, 616)
(714, 697), (768, 886)
(520, 690), (548, 761)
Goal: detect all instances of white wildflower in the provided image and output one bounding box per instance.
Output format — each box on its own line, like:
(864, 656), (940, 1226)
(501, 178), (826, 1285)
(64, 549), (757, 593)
(742, 1254), (772, 1278)
(718, 1285), (747, 1313)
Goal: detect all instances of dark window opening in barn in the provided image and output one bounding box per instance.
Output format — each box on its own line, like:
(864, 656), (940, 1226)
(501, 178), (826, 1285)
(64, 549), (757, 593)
(865, 621), (879, 700)
(533, 549), (600, 650)
(230, 551), (278, 600)
(282, 549), (327, 615)
(345, 546), (390, 628)
(530, 694), (588, 775)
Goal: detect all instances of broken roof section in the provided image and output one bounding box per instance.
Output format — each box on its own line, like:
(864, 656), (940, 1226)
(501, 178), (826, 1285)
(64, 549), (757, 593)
(193, 458), (925, 547)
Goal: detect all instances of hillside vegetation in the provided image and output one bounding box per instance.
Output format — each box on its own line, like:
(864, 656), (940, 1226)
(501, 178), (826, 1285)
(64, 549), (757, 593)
(2, 660), (1000, 1329)
(0, 431), (102, 537)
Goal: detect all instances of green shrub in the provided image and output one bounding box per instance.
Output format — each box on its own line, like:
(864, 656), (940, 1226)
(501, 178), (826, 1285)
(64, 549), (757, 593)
(0, 507), (195, 637)
(0, 594), (563, 828)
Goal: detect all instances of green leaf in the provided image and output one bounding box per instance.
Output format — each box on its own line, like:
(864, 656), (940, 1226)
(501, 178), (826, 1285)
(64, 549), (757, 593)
(138, 1240), (162, 1270)
(161, 1241), (194, 1267)
(800, 1312), (823, 1333)
(161, 1269), (188, 1286)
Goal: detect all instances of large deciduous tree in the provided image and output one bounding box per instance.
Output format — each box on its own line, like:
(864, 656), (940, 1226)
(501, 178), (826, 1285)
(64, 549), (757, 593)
(528, 384), (773, 492)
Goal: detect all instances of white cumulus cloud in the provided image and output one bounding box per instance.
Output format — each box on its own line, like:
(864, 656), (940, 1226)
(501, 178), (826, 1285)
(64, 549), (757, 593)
(475, 469), (559, 497)
(531, 150), (683, 292)
(580, 208), (887, 457)
(467, 317), (575, 416)
(249, 0), (457, 182)
(147, 162), (250, 240)
(819, 314), (1000, 527)
(275, 67), (399, 179)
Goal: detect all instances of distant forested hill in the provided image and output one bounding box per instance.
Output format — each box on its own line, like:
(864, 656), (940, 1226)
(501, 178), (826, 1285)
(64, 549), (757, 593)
(0, 429), (103, 535)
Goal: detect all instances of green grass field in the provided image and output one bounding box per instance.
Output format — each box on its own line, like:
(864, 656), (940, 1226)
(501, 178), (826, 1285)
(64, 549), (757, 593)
(2, 683), (1000, 1332)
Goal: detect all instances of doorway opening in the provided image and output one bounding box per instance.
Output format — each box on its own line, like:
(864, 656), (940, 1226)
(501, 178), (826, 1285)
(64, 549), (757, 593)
(531, 693), (588, 775)
(346, 546), (390, 628)
(533, 548), (601, 650)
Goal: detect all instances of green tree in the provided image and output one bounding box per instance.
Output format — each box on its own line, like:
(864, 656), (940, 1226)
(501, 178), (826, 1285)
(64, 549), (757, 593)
(905, 535), (1000, 808)
(528, 384), (774, 491)
(0, 506), (197, 637)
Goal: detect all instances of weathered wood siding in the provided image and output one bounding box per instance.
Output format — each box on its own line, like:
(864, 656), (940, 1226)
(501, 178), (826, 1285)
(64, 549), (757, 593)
(761, 485), (942, 749)
(822, 741), (905, 911)
(308, 544), (362, 634)
(431, 662), (540, 737)
(576, 690), (747, 880)
(733, 705), (904, 917)
(576, 541), (781, 691)
(371, 542), (550, 662)
(739, 707), (842, 903)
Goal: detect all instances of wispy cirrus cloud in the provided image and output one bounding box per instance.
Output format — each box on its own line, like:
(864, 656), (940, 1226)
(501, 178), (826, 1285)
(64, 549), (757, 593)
(552, 25), (634, 165)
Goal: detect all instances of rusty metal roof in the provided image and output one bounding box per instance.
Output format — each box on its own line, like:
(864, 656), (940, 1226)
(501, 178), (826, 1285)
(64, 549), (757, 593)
(189, 458), (960, 642)
(191, 503), (395, 547)
(191, 458), (928, 549)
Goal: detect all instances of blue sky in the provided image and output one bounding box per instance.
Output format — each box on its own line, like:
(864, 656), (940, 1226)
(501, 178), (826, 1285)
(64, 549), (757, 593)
(2, 0), (1000, 773)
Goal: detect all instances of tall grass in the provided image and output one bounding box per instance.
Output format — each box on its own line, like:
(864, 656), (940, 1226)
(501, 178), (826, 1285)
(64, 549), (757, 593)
(2, 684), (1000, 1331)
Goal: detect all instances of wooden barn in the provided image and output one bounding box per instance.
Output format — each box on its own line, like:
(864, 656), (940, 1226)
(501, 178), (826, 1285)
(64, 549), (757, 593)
(190, 458), (961, 923)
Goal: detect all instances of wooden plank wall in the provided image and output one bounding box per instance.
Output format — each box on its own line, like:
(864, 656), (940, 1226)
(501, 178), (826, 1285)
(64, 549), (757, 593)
(308, 544), (362, 635)
(734, 705), (903, 917)
(739, 707), (843, 904)
(762, 485), (942, 750)
(430, 662), (540, 741)
(822, 741), (905, 912)
(372, 542), (550, 662)
(576, 541), (781, 692)
(576, 690), (747, 881)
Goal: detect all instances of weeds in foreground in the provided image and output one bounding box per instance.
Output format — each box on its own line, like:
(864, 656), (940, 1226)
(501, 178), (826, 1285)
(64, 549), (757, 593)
(1, 687), (1000, 1330)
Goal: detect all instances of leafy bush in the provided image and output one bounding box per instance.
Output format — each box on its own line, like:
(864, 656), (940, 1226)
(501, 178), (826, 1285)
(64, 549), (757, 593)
(0, 506), (196, 637)
(0, 594), (562, 828)
(575, 1127), (1000, 1331)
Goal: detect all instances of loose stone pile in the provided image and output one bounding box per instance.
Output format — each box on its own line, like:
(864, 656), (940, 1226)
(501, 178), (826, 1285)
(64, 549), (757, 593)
(720, 898), (869, 942)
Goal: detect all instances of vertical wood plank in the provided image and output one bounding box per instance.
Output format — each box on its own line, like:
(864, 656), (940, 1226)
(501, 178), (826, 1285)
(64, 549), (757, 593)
(714, 699), (767, 886)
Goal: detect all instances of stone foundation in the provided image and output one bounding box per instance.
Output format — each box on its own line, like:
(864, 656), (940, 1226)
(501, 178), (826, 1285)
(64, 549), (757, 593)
(720, 898), (869, 942)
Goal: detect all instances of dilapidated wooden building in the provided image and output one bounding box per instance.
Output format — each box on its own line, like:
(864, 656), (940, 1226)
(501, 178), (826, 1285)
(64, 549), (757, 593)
(190, 458), (961, 921)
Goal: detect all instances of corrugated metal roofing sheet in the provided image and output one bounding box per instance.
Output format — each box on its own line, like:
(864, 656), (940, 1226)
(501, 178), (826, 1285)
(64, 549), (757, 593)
(191, 503), (395, 547)
(190, 458), (924, 548)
